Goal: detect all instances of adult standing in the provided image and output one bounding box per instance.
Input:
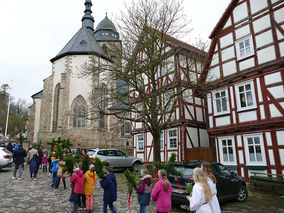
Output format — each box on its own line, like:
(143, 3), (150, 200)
(6, 141), (13, 153)
(12, 144), (27, 180)
(100, 166), (117, 213)
(27, 146), (39, 162)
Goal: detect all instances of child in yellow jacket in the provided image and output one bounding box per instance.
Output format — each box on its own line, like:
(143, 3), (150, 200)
(84, 164), (96, 213)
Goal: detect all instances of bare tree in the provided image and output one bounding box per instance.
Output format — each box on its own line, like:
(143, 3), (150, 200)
(81, 0), (207, 161)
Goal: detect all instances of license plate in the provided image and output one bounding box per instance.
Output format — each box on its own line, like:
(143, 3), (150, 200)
(172, 188), (183, 194)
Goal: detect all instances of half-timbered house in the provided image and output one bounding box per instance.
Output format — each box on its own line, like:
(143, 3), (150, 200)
(201, 0), (284, 178)
(131, 35), (211, 163)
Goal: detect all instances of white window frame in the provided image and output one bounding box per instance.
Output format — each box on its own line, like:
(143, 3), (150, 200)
(234, 80), (257, 112)
(213, 88), (229, 115)
(218, 136), (237, 165)
(167, 128), (178, 150)
(137, 134), (144, 151)
(160, 131), (164, 150)
(243, 134), (266, 166)
(235, 35), (254, 60)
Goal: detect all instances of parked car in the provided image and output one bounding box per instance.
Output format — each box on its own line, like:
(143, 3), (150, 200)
(169, 161), (248, 208)
(87, 148), (143, 171)
(0, 147), (13, 169)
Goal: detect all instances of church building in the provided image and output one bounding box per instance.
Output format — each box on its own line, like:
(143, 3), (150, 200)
(27, 0), (131, 150)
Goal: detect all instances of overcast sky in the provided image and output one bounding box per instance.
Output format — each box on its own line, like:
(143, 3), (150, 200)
(0, 0), (231, 104)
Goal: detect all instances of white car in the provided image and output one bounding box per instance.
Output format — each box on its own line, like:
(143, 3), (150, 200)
(0, 147), (13, 169)
(87, 148), (143, 172)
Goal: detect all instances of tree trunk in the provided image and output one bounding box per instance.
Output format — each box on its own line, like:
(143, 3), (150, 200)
(153, 132), (161, 162)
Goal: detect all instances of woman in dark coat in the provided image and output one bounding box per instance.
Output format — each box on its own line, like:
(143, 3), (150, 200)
(29, 155), (39, 180)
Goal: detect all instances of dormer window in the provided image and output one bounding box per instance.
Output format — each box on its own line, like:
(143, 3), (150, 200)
(80, 40), (87, 46)
(235, 35), (254, 60)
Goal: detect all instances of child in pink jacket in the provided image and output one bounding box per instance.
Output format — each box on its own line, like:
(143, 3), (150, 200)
(151, 169), (172, 213)
(70, 166), (85, 213)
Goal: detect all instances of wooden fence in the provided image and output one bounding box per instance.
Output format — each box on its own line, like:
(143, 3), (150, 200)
(185, 147), (213, 161)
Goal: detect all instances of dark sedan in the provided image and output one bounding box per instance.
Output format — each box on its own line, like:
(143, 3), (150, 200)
(169, 161), (248, 208)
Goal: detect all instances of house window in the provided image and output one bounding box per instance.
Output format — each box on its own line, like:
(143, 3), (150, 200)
(235, 35), (254, 60)
(244, 134), (266, 165)
(213, 89), (228, 114)
(218, 137), (236, 164)
(136, 103), (142, 119)
(168, 129), (177, 149)
(73, 97), (86, 128)
(160, 131), (164, 150)
(235, 81), (256, 111)
(137, 134), (144, 151)
(124, 122), (130, 134)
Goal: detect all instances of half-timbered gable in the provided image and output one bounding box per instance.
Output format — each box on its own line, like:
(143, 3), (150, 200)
(131, 35), (210, 163)
(201, 0), (284, 178)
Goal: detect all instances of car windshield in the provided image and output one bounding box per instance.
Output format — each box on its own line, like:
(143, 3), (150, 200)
(176, 166), (194, 178)
(87, 151), (96, 156)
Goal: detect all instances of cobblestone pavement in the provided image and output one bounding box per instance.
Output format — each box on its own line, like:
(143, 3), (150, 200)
(1, 167), (284, 213)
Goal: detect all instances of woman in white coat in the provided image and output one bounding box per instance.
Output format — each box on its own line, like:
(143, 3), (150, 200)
(187, 168), (213, 213)
(202, 161), (221, 213)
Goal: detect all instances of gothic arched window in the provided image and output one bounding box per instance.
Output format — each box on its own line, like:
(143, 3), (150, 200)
(72, 97), (86, 128)
(52, 84), (60, 130)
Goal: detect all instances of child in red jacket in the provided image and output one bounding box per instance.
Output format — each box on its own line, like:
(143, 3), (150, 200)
(70, 166), (85, 213)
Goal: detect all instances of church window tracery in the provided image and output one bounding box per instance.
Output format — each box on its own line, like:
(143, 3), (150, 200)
(72, 97), (86, 128)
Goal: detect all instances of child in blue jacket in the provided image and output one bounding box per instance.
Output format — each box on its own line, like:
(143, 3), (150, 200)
(29, 154), (39, 180)
(51, 157), (59, 188)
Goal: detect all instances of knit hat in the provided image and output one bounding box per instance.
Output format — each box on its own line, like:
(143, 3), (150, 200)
(89, 164), (94, 170)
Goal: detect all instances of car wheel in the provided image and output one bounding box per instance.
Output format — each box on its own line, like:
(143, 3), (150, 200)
(236, 185), (248, 202)
(132, 162), (140, 172)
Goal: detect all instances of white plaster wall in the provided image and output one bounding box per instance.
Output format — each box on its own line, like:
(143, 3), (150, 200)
(274, 7), (284, 23)
(269, 104), (282, 118)
(239, 58), (255, 71)
(69, 55), (94, 109)
(207, 94), (212, 114)
(148, 148), (153, 162)
(220, 33), (233, 49)
(239, 110), (257, 122)
(256, 78), (263, 102)
(276, 27), (284, 40)
(260, 105), (265, 119)
(265, 72), (282, 85)
(271, 0), (281, 4)
(257, 46), (276, 64)
(33, 99), (42, 143)
(199, 129), (209, 147)
(223, 60), (237, 77)
(253, 15), (271, 33)
(255, 30), (273, 48)
(279, 42), (284, 57)
(265, 132), (272, 146)
(187, 127), (198, 148)
(230, 86), (235, 109)
(136, 122), (143, 129)
(268, 149), (275, 165)
(238, 150), (244, 164)
(276, 131), (284, 145)
(235, 25), (250, 40)
(248, 170), (267, 177)
(206, 66), (220, 82)
(279, 149), (284, 165)
(147, 132), (153, 146)
(237, 135), (242, 147)
(221, 46), (235, 62)
(137, 154), (144, 161)
(267, 85), (284, 99)
(233, 2), (248, 23)
(210, 53), (219, 66)
(209, 116), (213, 128)
(241, 167), (244, 177)
(232, 111), (236, 124)
(223, 17), (232, 29)
(196, 107), (203, 122)
(215, 116), (230, 127)
(250, 0), (268, 14)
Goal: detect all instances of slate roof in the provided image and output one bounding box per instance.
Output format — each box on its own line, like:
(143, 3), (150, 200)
(95, 15), (117, 32)
(94, 15), (120, 41)
(50, 25), (109, 62)
(31, 90), (43, 99)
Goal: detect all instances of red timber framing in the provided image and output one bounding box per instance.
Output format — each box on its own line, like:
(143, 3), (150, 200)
(132, 34), (210, 163)
(199, 0), (284, 179)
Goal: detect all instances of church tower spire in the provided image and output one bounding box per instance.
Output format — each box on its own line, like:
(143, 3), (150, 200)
(81, 0), (94, 31)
